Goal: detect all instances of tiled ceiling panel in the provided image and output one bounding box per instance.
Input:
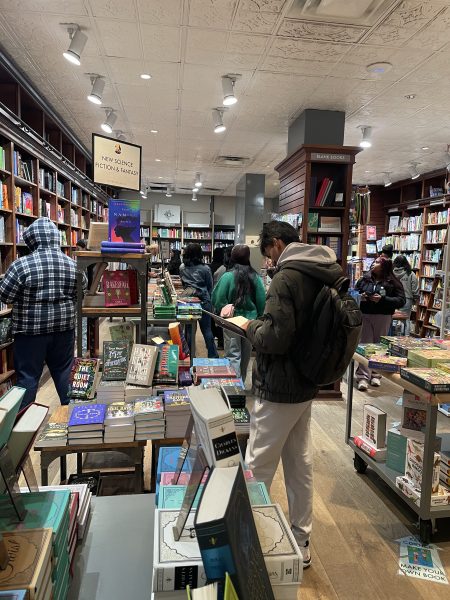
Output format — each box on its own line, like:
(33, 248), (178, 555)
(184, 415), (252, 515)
(1, 0), (450, 194)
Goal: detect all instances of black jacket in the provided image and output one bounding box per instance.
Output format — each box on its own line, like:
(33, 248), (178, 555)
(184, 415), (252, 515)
(246, 243), (343, 403)
(355, 273), (405, 315)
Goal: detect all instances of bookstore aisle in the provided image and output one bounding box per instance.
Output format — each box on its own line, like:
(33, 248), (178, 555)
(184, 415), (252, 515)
(27, 333), (450, 600)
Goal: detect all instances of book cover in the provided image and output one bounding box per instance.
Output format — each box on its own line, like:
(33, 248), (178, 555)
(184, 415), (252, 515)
(68, 404), (106, 429)
(400, 367), (450, 393)
(168, 322), (190, 360)
(0, 387), (26, 448)
(154, 345), (179, 384)
(192, 358), (231, 367)
(164, 388), (190, 409)
(7, 403), (48, 469)
(366, 225), (377, 241)
(400, 392), (427, 440)
(232, 407), (250, 426)
(0, 529), (52, 598)
(194, 465), (275, 599)
(159, 482), (270, 510)
(67, 358), (99, 400)
(386, 428), (407, 474)
(362, 404), (387, 449)
(104, 402), (134, 425)
(368, 354), (407, 373)
(307, 212), (319, 232)
(109, 321), (136, 344)
(134, 397), (164, 420)
(126, 344), (159, 386)
(108, 199), (140, 243)
(103, 270), (131, 307)
(102, 341), (129, 381)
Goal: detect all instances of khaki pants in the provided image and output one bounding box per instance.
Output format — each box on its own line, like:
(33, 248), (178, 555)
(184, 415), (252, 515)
(245, 398), (313, 546)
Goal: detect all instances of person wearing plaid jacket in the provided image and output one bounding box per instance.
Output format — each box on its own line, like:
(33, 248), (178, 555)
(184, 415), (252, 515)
(0, 218), (78, 408)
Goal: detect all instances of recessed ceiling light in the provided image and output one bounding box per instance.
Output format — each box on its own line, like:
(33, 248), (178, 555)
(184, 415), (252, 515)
(405, 94), (416, 100)
(150, 129), (158, 134)
(158, 176), (163, 179)
(364, 170), (372, 173)
(421, 146), (430, 150)
(366, 62), (392, 74)
(155, 158), (161, 162)
(140, 73), (151, 80)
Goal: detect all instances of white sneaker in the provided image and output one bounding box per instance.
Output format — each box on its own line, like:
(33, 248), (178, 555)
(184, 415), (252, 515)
(370, 377), (381, 387)
(301, 540), (311, 568)
(357, 380), (368, 391)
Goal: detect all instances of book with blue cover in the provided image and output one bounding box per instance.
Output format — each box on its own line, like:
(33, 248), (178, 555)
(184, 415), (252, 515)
(163, 388), (190, 409)
(159, 481), (270, 509)
(0, 592), (27, 599)
(108, 199), (140, 243)
(156, 446), (192, 503)
(192, 358), (230, 367)
(68, 404), (106, 431)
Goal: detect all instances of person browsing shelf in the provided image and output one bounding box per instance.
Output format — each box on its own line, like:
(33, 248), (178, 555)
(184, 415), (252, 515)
(393, 255), (419, 336)
(239, 221), (345, 569)
(212, 244), (266, 382)
(355, 256), (405, 391)
(0, 218), (80, 409)
(180, 243), (218, 358)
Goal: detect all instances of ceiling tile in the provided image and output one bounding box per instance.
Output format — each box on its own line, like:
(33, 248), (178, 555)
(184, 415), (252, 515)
(239, 0), (287, 12)
(278, 19), (368, 43)
(106, 57), (179, 86)
(232, 9), (278, 34)
(0, 0), (88, 14)
(185, 28), (228, 65)
(260, 55), (335, 76)
(96, 19), (141, 59)
(89, 0), (137, 20)
(269, 37), (352, 61)
(227, 33), (269, 55)
(137, 0), (183, 26)
(188, 0), (238, 29)
(141, 24), (181, 63)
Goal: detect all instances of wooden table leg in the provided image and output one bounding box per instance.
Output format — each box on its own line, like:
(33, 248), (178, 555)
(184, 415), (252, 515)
(77, 452), (83, 474)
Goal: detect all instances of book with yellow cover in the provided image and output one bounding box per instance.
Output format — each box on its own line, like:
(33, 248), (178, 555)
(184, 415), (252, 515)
(407, 349), (450, 368)
(0, 528), (52, 599)
(367, 354), (407, 372)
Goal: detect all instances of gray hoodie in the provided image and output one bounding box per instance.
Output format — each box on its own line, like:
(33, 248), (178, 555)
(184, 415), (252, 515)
(393, 266), (419, 307)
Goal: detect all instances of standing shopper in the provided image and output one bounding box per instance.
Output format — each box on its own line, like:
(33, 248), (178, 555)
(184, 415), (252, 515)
(393, 255), (419, 335)
(241, 221), (345, 568)
(180, 243), (218, 358)
(0, 218), (79, 409)
(212, 245), (265, 382)
(355, 256), (405, 390)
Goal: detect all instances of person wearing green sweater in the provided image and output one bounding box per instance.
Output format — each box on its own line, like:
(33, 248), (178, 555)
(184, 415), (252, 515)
(212, 244), (266, 383)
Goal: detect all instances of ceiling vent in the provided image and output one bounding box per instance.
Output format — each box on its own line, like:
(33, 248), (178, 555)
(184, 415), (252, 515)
(214, 156), (250, 167)
(287, 0), (397, 26)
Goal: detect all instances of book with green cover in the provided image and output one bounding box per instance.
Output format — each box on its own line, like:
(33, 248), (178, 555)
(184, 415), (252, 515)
(307, 212), (319, 232)
(407, 349), (450, 368)
(109, 321), (135, 344)
(0, 387), (26, 448)
(159, 482), (270, 510)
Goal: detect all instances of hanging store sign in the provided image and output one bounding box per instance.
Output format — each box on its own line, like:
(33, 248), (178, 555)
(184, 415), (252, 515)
(310, 152), (352, 163)
(92, 133), (142, 191)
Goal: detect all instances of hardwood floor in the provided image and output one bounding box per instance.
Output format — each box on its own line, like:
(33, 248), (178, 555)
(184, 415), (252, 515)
(27, 327), (450, 600)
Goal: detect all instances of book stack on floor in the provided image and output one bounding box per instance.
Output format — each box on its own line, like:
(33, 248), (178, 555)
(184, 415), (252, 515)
(68, 403), (106, 445)
(104, 402), (135, 443)
(354, 404), (387, 461)
(96, 379), (126, 404)
(0, 490), (71, 600)
(0, 528), (53, 599)
(164, 389), (191, 438)
(134, 396), (165, 440)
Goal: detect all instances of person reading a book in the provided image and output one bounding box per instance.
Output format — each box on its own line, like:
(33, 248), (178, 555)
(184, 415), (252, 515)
(0, 218), (79, 409)
(355, 256), (405, 391)
(240, 220), (345, 569)
(180, 243), (218, 358)
(212, 244), (265, 382)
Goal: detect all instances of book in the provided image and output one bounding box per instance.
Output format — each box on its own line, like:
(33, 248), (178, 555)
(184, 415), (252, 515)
(68, 403), (106, 431)
(134, 397), (164, 420)
(7, 403), (48, 469)
(103, 270), (131, 307)
(192, 359), (231, 367)
(108, 199), (140, 244)
(159, 481), (270, 510)
(164, 388), (190, 410)
(362, 404), (387, 448)
(126, 344), (159, 386)
(307, 212), (319, 232)
(400, 392), (427, 440)
(386, 428), (407, 474)
(102, 340), (129, 381)
(353, 436), (386, 461)
(0, 387), (26, 448)
(405, 438), (440, 493)
(355, 343), (386, 358)
(67, 358), (100, 400)
(367, 355), (407, 373)
(201, 310), (249, 338)
(154, 345), (179, 384)
(87, 222), (108, 250)
(366, 225), (377, 241)
(104, 402), (134, 426)
(400, 367), (450, 393)
(194, 465), (275, 598)
(109, 321), (136, 344)
(0, 529), (52, 598)
(395, 475), (450, 507)
(0, 592), (26, 599)
(169, 322), (190, 360)
(407, 349), (450, 368)
(441, 450), (450, 467)
(188, 386), (240, 468)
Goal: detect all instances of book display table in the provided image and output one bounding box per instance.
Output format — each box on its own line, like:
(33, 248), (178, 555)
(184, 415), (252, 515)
(34, 439), (146, 492)
(346, 353), (450, 543)
(68, 494), (154, 600)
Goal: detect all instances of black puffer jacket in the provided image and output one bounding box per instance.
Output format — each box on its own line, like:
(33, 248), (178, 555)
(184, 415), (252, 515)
(246, 242), (343, 404)
(355, 272), (405, 315)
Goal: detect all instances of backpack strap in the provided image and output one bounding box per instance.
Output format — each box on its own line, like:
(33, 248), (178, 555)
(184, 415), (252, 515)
(333, 276), (350, 294)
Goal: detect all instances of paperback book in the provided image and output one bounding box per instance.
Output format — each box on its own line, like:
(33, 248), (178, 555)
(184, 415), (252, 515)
(362, 404), (387, 449)
(367, 354), (407, 373)
(102, 340), (129, 381)
(67, 358), (100, 400)
(126, 344), (159, 386)
(400, 368), (450, 393)
(108, 199), (140, 244)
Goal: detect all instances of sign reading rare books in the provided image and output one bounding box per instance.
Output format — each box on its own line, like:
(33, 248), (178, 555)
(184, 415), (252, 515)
(92, 133), (142, 191)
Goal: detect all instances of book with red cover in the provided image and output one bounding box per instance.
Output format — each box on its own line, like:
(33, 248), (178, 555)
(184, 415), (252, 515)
(103, 270), (131, 307)
(315, 178), (330, 206)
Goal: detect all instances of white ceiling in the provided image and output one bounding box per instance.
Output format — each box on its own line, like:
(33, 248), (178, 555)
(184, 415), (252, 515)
(2, 0), (450, 197)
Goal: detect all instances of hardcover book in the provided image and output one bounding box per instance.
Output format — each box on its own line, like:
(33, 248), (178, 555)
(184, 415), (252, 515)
(0, 386), (26, 448)
(362, 404), (387, 449)
(386, 428), (407, 474)
(405, 438), (440, 493)
(134, 397), (164, 420)
(400, 367), (450, 393)
(0, 529), (52, 598)
(104, 402), (134, 426)
(103, 270), (131, 308)
(102, 341), (129, 381)
(108, 199), (140, 244)
(68, 404), (106, 431)
(126, 344), (159, 386)
(154, 345), (179, 384)
(67, 358), (99, 400)
(400, 392), (427, 440)
(194, 465), (275, 599)
(109, 321), (136, 344)
(367, 354), (407, 373)
(164, 388), (190, 410)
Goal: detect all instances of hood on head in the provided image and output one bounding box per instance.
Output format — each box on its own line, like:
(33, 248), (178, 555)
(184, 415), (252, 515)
(23, 218), (60, 251)
(277, 242), (343, 286)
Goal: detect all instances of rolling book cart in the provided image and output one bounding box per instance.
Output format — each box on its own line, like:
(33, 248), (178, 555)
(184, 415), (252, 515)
(346, 353), (450, 543)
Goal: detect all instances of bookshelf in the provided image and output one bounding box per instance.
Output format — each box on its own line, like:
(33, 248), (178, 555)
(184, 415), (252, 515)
(275, 144), (361, 399)
(213, 224), (235, 250)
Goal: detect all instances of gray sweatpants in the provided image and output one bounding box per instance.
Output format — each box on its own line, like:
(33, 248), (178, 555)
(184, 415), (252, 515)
(356, 313), (392, 382)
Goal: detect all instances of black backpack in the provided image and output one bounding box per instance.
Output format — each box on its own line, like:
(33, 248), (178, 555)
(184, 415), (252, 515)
(299, 276), (362, 386)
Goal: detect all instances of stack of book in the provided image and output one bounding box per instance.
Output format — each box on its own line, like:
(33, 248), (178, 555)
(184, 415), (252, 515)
(200, 377), (245, 391)
(367, 354), (407, 373)
(134, 396), (165, 440)
(232, 407), (251, 435)
(389, 338), (436, 357)
(104, 401), (135, 443)
(0, 490), (71, 599)
(155, 446), (193, 505)
(407, 348), (450, 368)
(164, 389), (191, 438)
(0, 528), (53, 598)
(125, 383), (152, 402)
(36, 422), (68, 447)
(440, 451), (450, 490)
(101, 241), (145, 254)
(96, 379), (126, 404)
(355, 343), (387, 358)
(400, 368), (450, 394)
(68, 403), (106, 445)
(153, 302), (177, 319)
(193, 365), (237, 385)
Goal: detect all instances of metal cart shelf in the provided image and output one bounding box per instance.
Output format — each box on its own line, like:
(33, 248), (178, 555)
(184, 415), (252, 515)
(346, 353), (450, 544)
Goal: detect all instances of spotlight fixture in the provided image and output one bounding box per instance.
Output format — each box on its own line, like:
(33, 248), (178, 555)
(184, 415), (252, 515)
(359, 126), (372, 148)
(165, 186), (172, 198)
(140, 189), (146, 197)
(113, 130), (126, 141)
(101, 108), (116, 134)
(194, 173), (202, 189)
(222, 75), (239, 106)
(140, 73), (151, 80)
(192, 187), (199, 193)
(410, 163), (421, 180)
(212, 108), (226, 133)
(63, 25), (87, 66)
(87, 75), (105, 105)
(383, 172), (392, 187)
(192, 191), (197, 202)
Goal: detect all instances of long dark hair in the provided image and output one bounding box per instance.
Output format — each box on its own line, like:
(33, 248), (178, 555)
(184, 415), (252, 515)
(231, 245), (257, 308)
(372, 257), (404, 292)
(393, 254), (412, 275)
(183, 243), (203, 267)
